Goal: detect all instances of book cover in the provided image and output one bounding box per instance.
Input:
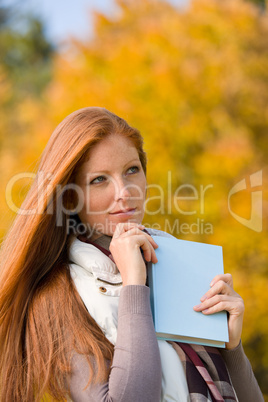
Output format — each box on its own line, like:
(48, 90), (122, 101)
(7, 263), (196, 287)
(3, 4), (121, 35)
(148, 235), (229, 348)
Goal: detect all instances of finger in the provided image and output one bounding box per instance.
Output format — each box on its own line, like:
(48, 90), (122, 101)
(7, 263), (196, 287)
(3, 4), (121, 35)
(111, 228), (158, 264)
(139, 238), (158, 263)
(122, 232), (158, 263)
(113, 222), (145, 238)
(200, 279), (234, 302)
(210, 273), (233, 288)
(194, 294), (225, 312)
(113, 225), (159, 250)
(120, 228), (158, 249)
(194, 294), (244, 316)
(202, 300), (244, 317)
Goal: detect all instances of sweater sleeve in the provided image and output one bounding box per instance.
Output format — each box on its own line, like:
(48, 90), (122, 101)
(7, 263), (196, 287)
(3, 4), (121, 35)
(220, 341), (264, 402)
(69, 285), (162, 402)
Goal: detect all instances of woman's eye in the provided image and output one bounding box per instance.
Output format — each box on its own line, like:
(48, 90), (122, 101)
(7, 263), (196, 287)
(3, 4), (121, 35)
(127, 166), (140, 175)
(90, 176), (106, 185)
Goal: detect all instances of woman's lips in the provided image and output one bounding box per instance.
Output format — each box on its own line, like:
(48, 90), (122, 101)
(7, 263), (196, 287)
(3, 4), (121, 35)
(109, 208), (136, 216)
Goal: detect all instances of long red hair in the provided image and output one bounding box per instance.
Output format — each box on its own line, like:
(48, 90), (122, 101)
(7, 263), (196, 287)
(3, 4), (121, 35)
(0, 107), (147, 401)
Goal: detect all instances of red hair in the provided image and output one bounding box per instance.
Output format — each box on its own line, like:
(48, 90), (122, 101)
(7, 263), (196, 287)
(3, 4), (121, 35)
(0, 107), (147, 401)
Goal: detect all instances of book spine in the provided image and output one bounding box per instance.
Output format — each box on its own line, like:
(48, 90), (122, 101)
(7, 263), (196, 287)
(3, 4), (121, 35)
(147, 262), (156, 324)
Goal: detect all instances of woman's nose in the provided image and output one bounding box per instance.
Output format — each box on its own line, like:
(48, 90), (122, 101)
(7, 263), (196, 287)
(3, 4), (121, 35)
(114, 178), (132, 201)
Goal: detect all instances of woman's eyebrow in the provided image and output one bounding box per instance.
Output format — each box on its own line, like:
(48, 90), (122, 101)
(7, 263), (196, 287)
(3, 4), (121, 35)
(123, 158), (141, 167)
(85, 158), (141, 174)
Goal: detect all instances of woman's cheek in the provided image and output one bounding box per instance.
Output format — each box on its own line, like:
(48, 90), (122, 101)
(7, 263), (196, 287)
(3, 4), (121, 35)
(88, 191), (112, 213)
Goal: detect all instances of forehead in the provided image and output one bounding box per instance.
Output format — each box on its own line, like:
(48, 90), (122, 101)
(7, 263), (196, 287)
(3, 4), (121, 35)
(80, 134), (139, 173)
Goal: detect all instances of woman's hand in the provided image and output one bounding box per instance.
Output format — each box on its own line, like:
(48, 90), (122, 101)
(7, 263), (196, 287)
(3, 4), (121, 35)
(193, 273), (244, 350)
(109, 222), (158, 286)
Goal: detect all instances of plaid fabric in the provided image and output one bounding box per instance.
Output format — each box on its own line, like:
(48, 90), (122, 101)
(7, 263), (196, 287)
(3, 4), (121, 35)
(170, 342), (237, 402)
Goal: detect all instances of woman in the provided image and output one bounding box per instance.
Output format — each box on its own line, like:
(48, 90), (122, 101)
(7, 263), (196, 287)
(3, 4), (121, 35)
(0, 107), (263, 401)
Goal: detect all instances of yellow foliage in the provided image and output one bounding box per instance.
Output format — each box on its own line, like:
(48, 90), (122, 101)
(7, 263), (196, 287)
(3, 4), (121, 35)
(0, 0), (267, 395)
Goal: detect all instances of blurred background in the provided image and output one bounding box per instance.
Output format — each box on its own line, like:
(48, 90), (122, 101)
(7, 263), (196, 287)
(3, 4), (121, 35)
(0, 0), (267, 398)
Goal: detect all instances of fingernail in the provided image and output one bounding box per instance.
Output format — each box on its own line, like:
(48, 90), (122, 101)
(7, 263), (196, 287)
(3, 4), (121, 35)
(200, 295), (207, 302)
(202, 309), (209, 313)
(210, 281), (215, 287)
(193, 304), (202, 310)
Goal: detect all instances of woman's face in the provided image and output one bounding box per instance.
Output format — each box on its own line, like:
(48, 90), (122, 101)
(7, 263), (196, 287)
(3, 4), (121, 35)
(75, 134), (146, 238)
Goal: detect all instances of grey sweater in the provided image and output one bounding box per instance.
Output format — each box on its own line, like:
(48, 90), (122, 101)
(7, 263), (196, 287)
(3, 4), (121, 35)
(69, 285), (264, 402)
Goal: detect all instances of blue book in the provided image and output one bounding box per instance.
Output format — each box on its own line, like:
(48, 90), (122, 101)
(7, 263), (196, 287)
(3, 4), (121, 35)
(148, 235), (229, 348)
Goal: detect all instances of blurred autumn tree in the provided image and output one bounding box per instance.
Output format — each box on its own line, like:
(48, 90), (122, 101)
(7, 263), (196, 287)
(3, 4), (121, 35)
(0, 0), (267, 398)
(0, 0), (54, 235)
(248, 0), (266, 6)
(0, 1), (54, 97)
